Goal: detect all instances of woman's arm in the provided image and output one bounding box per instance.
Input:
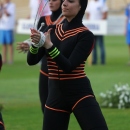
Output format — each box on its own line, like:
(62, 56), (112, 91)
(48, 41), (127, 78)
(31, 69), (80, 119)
(46, 31), (94, 72)
(27, 45), (45, 65)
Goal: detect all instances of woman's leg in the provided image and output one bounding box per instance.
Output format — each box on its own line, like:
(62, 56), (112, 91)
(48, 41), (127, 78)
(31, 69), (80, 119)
(43, 107), (70, 130)
(73, 97), (108, 130)
(98, 36), (105, 64)
(39, 73), (48, 113)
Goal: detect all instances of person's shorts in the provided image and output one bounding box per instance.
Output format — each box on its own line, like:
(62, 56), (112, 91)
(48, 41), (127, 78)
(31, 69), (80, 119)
(0, 30), (14, 45)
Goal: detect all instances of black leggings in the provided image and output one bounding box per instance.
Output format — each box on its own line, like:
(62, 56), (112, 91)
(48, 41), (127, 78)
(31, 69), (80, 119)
(43, 97), (108, 130)
(39, 73), (48, 113)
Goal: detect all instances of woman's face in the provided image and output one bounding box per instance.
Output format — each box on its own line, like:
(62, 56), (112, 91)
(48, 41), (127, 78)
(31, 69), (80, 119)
(49, 0), (61, 12)
(62, 0), (81, 20)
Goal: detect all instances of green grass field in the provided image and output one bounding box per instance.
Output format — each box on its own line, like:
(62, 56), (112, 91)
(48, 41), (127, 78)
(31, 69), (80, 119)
(0, 34), (130, 130)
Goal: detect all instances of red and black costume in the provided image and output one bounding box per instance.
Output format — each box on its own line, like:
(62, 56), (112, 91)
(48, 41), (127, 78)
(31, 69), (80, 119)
(27, 0), (108, 130)
(36, 1), (64, 115)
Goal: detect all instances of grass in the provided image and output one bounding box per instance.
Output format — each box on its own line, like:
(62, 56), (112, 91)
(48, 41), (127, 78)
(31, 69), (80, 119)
(0, 34), (130, 130)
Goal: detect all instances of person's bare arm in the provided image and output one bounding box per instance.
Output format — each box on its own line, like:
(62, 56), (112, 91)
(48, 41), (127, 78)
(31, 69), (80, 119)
(86, 12), (90, 19)
(102, 11), (108, 19)
(0, 3), (3, 18)
(3, 8), (11, 16)
(0, 12), (2, 18)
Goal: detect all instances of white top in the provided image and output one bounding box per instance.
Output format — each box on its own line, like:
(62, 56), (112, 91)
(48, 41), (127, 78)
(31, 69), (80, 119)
(43, 0), (51, 16)
(29, 0), (39, 19)
(0, 2), (15, 30)
(86, 0), (108, 20)
(29, 0), (51, 19)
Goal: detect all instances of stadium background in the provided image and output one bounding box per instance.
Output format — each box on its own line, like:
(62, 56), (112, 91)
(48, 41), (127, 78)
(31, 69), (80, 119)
(11, 0), (130, 20)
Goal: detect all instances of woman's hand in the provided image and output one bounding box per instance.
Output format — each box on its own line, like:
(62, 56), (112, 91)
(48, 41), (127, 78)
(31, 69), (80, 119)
(44, 28), (53, 49)
(30, 28), (40, 44)
(16, 42), (30, 53)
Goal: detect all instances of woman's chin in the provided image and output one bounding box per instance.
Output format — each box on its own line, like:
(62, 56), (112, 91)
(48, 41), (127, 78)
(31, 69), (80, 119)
(62, 13), (68, 17)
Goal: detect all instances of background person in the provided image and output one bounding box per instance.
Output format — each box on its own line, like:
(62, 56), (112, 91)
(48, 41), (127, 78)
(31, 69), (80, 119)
(0, 53), (2, 71)
(29, 0), (51, 19)
(86, 0), (108, 65)
(124, 2), (130, 65)
(17, 0), (64, 129)
(0, 0), (15, 64)
(0, 107), (5, 130)
(0, 54), (5, 130)
(0, 110), (5, 130)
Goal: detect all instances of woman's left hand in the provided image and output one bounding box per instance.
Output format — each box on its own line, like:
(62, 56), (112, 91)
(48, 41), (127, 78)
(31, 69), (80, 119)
(44, 28), (53, 49)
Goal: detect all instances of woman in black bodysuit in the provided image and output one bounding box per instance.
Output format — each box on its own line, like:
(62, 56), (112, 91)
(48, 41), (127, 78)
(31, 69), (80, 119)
(37, 0), (64, 114)
(17, 0), (64, 113)
(28, 0), (108, 129)
(17, 0), (64, 129)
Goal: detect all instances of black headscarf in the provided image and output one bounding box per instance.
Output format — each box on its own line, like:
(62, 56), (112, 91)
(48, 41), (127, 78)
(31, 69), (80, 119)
(78, 0), (88, 21)
(63, 0), (88, 30)
(37, 0), (63, 31)
(51, 0), (63, 21)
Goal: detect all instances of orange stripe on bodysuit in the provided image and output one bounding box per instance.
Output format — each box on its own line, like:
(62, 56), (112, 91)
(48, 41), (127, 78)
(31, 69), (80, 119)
(59, 75), (86, 80)
(45, 16), (65, 26)
(45, 105), (70, 113)
(40, 70), (49, 77)
(55, 25), (88, 41)
(72, 95), (94, 110)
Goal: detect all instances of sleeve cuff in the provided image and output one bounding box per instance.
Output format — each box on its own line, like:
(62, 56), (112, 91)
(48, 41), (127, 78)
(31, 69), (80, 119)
(47, 45), (60, 59)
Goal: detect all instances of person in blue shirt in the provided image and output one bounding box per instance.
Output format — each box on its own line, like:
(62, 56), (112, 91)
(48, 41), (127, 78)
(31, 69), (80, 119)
(125, 3), (130, 65)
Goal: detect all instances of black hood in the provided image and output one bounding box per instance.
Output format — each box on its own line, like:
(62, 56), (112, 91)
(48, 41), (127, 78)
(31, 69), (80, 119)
(51, 0), (63, 21)
(63, 0), (88, 30)
(78, 0), (88, 20)
(72, 0), (88, 22)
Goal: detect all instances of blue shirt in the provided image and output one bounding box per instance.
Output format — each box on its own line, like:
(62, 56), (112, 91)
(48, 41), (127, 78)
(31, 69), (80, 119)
(125, 4), (130, 30)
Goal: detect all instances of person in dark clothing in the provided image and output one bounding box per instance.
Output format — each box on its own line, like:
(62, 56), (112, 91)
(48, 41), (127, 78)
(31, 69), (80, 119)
(0, 54), (5, 130)
(0, 113), (4, 130)
(17, 0), (64, 112)
(28, 0), (108, 130)
(37, 0), (64, 114)
(0, 54), (2, 71)
(17, 0), (64, 129)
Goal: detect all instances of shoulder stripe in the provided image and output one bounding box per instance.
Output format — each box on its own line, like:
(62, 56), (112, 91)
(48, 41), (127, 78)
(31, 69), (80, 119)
(55, 24), (88, 41)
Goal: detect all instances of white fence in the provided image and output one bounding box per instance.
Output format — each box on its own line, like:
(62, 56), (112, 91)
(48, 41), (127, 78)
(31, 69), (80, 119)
(16, 15), (126, 36)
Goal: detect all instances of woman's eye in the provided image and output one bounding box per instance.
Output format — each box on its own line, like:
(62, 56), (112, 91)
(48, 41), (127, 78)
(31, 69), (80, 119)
(68, 0), (74, 3)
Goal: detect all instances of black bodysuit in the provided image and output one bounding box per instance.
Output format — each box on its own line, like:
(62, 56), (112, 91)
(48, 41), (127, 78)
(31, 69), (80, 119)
(27, 1), (108, 129)
(36, 7), (64, 114)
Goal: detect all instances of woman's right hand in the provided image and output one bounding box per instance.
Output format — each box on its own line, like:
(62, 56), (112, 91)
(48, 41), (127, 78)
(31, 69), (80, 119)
(16, 42), (30, 53)
(30, 28), (41, 44)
